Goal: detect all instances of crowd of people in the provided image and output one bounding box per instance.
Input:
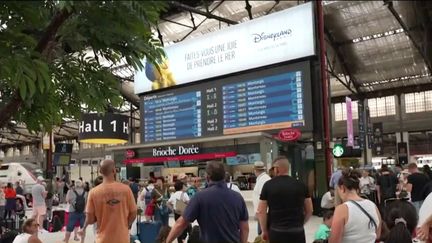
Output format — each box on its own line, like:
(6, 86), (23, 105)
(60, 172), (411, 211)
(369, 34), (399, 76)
(2, 158), (432, 243)
(317, 162), (432, 243)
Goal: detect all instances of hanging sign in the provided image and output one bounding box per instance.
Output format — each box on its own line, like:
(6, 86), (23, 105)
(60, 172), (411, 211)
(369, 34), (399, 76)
(277, 128), (302, 141)
(125, 150), (136, 159)
(346, 97), (354, 147)
(358, 101), (365, 149)
(333, 144), (344, 158)
(78, 113), (129, 144)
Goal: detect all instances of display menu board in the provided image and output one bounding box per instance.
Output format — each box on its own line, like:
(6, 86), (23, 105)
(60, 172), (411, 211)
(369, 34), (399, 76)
(143, 91), (202, 141)
(141, 61), (312, 143)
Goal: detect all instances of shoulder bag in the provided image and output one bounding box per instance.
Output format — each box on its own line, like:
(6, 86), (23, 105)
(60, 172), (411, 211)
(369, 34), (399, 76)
(349, 200), (377, 229)
(175, 192), (188, 215)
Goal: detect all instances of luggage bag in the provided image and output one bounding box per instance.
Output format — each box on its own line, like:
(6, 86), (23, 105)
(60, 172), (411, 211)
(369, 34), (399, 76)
(138, 220), (162, 243)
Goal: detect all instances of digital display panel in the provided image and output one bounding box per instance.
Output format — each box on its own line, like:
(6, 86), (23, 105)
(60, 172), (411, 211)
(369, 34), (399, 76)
(143, 91), (202, 141)
(141, 61), (312, 143)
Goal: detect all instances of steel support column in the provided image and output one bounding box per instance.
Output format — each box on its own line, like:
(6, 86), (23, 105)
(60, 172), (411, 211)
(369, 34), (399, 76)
(325, 27), (362, 94)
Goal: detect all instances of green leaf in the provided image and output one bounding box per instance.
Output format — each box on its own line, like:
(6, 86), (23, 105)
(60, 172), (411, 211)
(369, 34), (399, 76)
(22, 64), (37, 81)
(25, 74), (36, 97)
(19, 79), (27, 100)
(37, 73), (45, 93)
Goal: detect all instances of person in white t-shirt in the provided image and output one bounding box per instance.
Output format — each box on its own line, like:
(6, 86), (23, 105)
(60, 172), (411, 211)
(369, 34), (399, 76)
(225, 173), (241, 194)
(167, 181), (190, 243)
(359, 170), (375, 200)
(321, 190), (335, 209)
(252, 161), (271, 235)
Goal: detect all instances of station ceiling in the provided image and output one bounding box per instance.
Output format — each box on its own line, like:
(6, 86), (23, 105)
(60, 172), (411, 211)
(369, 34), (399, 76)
(1, 0), (432, 149)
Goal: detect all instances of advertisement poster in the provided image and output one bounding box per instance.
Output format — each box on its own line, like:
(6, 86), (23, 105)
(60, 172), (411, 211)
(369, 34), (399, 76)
(135, 2), (315, 94)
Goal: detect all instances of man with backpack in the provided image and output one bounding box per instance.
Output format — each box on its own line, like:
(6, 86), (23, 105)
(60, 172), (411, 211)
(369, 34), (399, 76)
(64, 180), (87, 243)
(376, 165), (398, 208)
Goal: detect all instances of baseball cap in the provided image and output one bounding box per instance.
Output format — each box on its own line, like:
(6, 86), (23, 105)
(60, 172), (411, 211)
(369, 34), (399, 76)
(37, 176), (44, 181)
(254, 161), (266, 169)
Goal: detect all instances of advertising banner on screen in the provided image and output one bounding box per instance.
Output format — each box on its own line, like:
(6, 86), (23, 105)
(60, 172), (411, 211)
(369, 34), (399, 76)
(346, 97), (354, 147)
(135, 2), (315, 94)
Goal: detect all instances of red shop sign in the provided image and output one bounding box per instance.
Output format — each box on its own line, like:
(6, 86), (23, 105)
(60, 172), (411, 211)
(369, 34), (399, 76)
(277, 128), (302, 141)
(125, 149), (136, 159)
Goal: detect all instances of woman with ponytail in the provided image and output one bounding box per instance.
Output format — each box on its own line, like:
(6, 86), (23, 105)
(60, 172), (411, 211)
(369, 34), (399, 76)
(329, 169), (382, 243)
(384, 200), (418, 243)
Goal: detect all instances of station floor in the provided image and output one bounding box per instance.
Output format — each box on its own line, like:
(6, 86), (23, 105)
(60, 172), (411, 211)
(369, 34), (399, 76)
(36, 215), (322, 243)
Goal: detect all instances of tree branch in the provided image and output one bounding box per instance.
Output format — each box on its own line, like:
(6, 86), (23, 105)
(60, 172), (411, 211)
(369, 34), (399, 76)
(0, 8), (72, 128)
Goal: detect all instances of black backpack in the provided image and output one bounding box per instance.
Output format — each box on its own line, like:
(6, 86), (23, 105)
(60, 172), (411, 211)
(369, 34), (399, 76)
(380, 175), (396, 199)
(73, 190), (86, 213)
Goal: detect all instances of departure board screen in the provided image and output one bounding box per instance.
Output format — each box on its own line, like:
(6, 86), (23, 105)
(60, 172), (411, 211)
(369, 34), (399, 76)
(141, 61), (312, 143)
(222, 72), (304, 134)
(143, 91), (202, 141)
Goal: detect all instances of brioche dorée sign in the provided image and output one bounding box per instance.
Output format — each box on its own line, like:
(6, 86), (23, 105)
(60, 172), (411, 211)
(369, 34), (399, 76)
(152, 145), (200, 157)
(277, 128), (302, 141)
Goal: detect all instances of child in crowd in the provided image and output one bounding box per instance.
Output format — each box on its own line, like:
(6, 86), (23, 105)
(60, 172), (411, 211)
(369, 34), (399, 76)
(144, 193), (157, 221)
(314, 210), (334, 241)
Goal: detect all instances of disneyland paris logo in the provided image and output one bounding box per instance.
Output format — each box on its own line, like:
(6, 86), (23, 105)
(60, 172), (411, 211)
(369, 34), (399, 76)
(252, 29), (292, 43)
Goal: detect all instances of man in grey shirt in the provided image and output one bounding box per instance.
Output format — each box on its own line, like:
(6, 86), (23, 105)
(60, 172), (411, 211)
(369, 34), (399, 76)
(65, 180), (88, 243)
(31, 176), (47, 231)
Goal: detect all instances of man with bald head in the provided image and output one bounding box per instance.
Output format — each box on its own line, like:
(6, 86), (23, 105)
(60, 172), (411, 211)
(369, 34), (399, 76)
(81, 159), (137, 243)
(257, 156), (313, 243)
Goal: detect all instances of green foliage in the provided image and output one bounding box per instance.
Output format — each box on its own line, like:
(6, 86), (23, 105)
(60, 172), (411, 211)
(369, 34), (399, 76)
(0, 1), (167, 132)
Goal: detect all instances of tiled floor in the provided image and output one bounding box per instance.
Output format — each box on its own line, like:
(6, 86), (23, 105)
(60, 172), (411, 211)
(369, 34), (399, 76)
(36, 215), (322, 243)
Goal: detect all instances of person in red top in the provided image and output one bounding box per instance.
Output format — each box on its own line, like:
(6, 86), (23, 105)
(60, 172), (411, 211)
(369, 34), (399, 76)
(4, 182), (16, 219)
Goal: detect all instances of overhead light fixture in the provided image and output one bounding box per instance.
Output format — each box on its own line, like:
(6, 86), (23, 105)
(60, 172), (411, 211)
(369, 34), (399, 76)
(351, 28), (404, 44)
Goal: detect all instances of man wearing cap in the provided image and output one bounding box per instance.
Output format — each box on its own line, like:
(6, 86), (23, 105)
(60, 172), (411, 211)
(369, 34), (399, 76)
(31, 176), (47, 231)
(252, 161), (271, 235)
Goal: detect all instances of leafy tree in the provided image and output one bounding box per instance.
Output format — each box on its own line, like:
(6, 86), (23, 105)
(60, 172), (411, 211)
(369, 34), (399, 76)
(0, 1), (166, 132)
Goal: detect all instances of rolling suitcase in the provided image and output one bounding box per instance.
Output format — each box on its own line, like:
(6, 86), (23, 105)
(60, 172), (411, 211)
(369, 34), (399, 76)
(3, 215), (25, 232)
(138, 221), (162, 243)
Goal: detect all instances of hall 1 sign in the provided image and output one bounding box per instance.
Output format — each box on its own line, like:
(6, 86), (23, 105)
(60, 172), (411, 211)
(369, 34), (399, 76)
(78, 113), (129, 144)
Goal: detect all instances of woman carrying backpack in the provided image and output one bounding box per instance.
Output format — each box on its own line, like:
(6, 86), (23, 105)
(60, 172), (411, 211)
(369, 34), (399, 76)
(64, 181), (87, 243)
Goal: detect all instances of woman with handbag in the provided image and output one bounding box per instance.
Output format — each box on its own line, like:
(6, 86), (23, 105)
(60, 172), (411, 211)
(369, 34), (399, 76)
(168, 181), (191, 243)
(329, 170), (382, 243)
(153, 177), (170, 226)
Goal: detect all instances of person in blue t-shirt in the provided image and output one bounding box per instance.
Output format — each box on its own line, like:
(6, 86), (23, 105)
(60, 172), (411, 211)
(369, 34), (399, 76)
(165, 161), (249, 243)
(129, 178), (139, 202)
(314, 210), (333, 240)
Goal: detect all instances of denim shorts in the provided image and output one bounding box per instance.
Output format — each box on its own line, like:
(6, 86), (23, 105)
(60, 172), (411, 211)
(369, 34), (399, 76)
(67, 212), (85, 232)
